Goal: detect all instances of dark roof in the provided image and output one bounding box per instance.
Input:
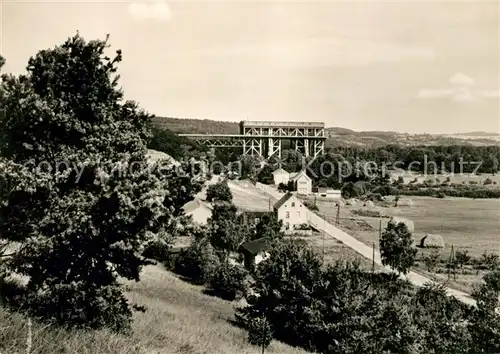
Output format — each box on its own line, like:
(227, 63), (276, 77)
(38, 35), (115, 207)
(239, 237), (272, 255)
(273, 192), (295, 210)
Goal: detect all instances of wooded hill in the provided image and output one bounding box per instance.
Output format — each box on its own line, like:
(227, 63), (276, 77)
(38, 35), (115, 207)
(152, 116), (500, 148)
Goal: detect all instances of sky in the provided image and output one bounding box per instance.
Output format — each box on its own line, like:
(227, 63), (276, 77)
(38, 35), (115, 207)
(1, 0), (499, 134)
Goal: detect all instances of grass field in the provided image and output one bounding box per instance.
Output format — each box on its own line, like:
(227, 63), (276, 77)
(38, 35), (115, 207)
(314, 196), (500, 293)
(1, 265), (309, 354)
(228, 180), (278, 212)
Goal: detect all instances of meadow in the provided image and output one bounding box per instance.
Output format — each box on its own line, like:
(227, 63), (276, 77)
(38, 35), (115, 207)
(314, 196), (500, 293)
(1, 265), (309, 354)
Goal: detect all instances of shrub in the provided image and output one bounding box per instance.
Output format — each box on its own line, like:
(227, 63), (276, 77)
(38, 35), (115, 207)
(423, 250), (440, 272)
(483, 178), (493, 185)
(479, 252), (499, 270)
(247, 316), (273, 352)
(174, 241), (219, 284)
(208, 262), (248, 301)
(206, 180), (233, 203)
(455, 250), (471, 268)
(303, 201), (318, 211)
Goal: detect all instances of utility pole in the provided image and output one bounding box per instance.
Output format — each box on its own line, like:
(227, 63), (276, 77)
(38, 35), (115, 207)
(336, 203), (340, 226)
(322, 214), (326, 265)
(447, 245), (454, 281)
(372, 242), (375, 273)
(451, 244), (456, 281)
(378, 219), (382, 245)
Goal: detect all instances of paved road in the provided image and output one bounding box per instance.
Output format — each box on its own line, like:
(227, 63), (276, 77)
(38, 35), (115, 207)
(257, 186), (477, 306)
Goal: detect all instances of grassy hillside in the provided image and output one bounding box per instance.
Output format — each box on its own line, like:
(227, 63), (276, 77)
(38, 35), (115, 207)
(152, 116), (500, 147)
(1, 265), (309, 354)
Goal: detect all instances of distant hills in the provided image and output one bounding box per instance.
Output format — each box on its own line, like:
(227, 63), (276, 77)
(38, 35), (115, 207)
(152, 116), (500, 147)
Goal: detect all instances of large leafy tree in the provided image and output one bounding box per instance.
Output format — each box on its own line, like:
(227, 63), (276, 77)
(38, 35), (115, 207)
(0, 34), (195, 330)
(380, 220), (417, 275)
(207, 202), (246, 261)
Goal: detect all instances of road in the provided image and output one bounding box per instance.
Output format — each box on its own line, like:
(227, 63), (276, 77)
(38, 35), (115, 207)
(256, 184), (477, 306)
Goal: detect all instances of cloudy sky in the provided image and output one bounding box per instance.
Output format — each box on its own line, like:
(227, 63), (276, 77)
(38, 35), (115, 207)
(1, 0), (499, 134)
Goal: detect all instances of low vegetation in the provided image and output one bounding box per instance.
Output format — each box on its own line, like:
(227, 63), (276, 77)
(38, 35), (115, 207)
(2, 32), (500, 354)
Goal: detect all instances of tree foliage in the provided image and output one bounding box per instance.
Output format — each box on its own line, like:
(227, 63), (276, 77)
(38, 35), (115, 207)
(0, 34), (196, 331)
(206, 180), (232, 203)
(380, 220), (417, 274)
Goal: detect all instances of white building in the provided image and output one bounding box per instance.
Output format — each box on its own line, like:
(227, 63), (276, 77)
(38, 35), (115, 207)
(272, 168), (290, 186)
(290, 170), (312, 195)
(182, 197), (213, 225)
(273, 192), (309, 230)
(313, 187), (342, 199)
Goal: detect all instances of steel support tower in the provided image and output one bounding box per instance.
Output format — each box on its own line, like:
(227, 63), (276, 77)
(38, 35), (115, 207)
(176, 120), (326, 159)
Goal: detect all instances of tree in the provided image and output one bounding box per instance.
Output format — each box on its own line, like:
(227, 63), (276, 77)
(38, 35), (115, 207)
(380, 220), (417, 274)
(148, 126), (205, 160)
(238, 155), (259, 179)
(469, 270), (500, 353)
(254, 214), (283, 241)
(206, 180), (232, 203)
(257, 164), (274, 185)
(0, 34), (190, 331)
(248, 315), (273, 354)
(207, 202), (246, 261)
(455, 250), (471, 269)
(423, 250), (440, 273)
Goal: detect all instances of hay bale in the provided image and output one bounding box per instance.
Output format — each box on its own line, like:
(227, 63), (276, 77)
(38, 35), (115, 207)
(419, 234), (445, 248)
(364, 200), (375, 208)
(397, 198), (413, 207)
(388, 216), (415, 233)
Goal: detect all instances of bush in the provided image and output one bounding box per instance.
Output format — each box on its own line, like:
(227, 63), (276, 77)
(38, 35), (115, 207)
(295, 223), (311, 231)
(455, 250), (471, 268)
(423, 250), (440, 272)
(208, 262), (248, 301)
(174, 241), (219, 285)
(247, 316), (273, 352)
(483, 178), (493, 185)
(206, 181), (233, 203)
(303, 201), (318, 211)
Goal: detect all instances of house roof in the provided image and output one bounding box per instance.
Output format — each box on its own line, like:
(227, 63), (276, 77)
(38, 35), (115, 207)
(290, 170), (311, 182)
(182, 197), (213, 214)
(239, 237), (272, 255)
(273, 192), (296, 210)
(272, 168), (289, 175)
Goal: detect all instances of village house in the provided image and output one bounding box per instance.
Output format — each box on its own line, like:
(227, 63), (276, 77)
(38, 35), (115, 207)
(273, 192), (309, 230)
(182, 197), (213, 226)
(238, 237), (271, 270)
(289, 170), (312, 195)
(272, 168), (290, 186)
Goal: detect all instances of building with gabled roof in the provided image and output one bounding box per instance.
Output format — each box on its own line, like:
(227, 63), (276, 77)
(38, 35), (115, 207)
(182, 197), (213, 225)
(289, 170), (312, 195)
(238, 236), (272, 270)
(272, 167), (290, 186)
(273, 192), (309, 231)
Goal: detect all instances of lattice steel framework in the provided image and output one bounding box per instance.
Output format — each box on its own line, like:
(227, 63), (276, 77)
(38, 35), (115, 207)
(177, 121), (326, 159)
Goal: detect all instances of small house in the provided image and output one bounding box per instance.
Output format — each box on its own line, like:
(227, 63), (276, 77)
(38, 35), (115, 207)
(290, 170), (312, 195)
(273, 192), (309, 230)
(238, 237), (272, 270)
(182, 197), (213, 226)
(272, 168), (290, 186)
